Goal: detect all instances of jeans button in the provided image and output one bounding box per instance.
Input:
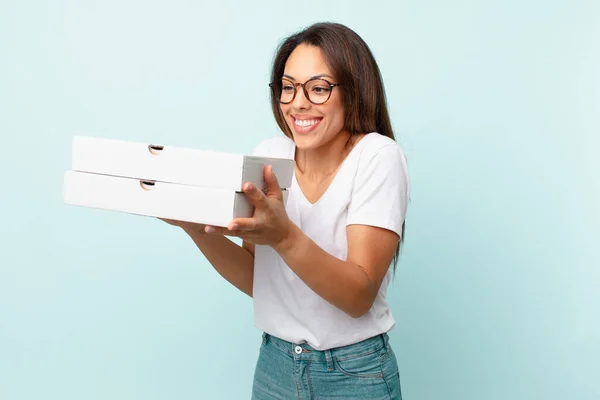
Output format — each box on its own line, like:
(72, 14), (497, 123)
(294, 346), (302, 354)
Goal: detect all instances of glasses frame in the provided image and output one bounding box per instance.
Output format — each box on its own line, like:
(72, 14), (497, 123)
(269, 77), (341, 105)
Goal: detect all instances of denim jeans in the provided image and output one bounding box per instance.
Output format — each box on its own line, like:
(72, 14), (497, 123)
(252, 332), (402, 399)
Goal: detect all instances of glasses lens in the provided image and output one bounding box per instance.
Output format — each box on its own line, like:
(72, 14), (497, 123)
(306, 79), (332, 104)
(278, 79), (295, 104)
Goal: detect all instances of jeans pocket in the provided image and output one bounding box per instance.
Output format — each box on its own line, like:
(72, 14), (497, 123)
(380, 346), (402, 399)
(334, 350), (385, 380)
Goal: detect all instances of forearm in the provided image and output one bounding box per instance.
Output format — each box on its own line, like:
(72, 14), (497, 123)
(274, 224), (376, 318)
(184, 228), (254, 297)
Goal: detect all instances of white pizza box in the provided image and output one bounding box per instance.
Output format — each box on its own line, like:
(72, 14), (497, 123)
(63, 171), (288, 227)
(71, 136), (295, 191)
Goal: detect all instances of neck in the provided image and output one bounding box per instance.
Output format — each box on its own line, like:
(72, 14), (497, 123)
(295, 131), (354, 180)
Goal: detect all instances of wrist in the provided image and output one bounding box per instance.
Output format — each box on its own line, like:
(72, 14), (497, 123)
(274, 221), (301, 255)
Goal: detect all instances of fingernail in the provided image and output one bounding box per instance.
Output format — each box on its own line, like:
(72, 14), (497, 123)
(246, 183), (254, 192)
(204, 226), (215, 233)
(228, 223), (238, 231)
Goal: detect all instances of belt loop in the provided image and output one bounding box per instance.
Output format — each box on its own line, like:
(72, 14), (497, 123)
(262, 332), (268, 345)
(381, 333), (389, 348)
(325, 349), (334, 371)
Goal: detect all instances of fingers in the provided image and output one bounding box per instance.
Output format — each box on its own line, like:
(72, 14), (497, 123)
(203, 217), (258, 234)
(242, 181), (267, 208)
(200, 165), (283, 236)
(241, 164), (283, 207)
(227, 218), (257, 231)
(204, 225), (249, 239)
(204, 225), (228, 235)
(264, 165), (283, 200)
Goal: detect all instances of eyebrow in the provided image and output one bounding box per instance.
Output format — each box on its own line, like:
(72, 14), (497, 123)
(283, 73), (334, 81)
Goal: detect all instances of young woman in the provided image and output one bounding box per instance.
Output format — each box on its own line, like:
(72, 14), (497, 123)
(163, 22), (410, 399)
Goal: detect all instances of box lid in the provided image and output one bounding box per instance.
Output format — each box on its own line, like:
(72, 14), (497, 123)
(71, 136), (295, 191)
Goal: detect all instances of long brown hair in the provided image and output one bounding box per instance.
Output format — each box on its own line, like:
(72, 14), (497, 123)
(269, 22), (405, 272)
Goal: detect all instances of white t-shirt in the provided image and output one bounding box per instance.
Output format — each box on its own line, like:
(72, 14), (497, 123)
(251, 132), (410, 351)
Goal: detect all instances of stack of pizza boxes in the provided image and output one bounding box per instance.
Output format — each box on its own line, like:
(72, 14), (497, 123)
(63, 136), (294, 227)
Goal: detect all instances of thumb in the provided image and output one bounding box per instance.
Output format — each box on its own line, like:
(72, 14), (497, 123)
(264, 165), (283, 200)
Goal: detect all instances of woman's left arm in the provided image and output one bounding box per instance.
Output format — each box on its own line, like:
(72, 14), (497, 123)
(274, 220), (399, 318)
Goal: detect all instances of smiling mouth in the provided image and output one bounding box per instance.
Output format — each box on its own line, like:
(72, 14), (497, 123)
(292, 117), (323, 134)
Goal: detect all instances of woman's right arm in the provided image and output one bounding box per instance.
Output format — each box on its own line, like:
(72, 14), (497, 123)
(165, 220), (255, 297)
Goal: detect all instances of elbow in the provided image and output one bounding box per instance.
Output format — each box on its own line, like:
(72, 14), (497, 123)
(346, 295), (375, 319)
(345, 276), (378, 318)
(348, 309), (369, 319)
(347, 305), (372, 319)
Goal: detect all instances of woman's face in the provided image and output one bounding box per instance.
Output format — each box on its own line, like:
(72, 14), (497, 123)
(279, 43), (346, 151)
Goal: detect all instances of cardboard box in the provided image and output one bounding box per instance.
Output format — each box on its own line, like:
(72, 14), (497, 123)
(71, 136), (294, 191)
(63, 171), (287, 227)
(63, 136), (294, 227)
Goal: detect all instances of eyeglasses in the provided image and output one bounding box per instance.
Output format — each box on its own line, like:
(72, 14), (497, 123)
(269, 78), (340, 105)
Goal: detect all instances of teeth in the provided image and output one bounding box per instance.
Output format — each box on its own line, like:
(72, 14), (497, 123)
(295, 119), (319, 127)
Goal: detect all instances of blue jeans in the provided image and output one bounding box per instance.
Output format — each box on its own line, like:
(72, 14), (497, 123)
(252, 332), (402, 399)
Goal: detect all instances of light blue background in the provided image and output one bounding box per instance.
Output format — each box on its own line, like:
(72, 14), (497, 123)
(1, 1), (598, 399)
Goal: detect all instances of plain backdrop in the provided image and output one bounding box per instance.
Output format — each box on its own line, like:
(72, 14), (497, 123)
(1, 1), (598, 399)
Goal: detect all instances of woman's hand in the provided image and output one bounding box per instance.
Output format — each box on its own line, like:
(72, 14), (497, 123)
(204, 165), (294, 249)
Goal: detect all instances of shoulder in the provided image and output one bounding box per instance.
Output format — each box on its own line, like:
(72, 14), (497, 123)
(345, 133), (411, 236)
(251, 135), (295, 158)
(354, 132), (408, 171)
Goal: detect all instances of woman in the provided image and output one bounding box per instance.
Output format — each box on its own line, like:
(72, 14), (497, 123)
(163, 22), (410, 399)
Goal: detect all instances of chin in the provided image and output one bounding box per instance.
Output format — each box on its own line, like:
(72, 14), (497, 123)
(289, 131), (320, 150)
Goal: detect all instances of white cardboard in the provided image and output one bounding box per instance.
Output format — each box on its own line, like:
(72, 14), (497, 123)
(63, 171), (288, 227)
(71, 136), (294, 191)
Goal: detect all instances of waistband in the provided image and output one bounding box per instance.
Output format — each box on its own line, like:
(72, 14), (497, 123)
(262, 332), (390, 363)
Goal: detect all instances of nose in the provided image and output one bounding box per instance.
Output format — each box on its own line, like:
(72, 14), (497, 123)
(291, 84), (311, 110)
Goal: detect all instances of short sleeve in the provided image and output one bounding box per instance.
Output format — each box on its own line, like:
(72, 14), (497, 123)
(346, 144), (410, 239)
